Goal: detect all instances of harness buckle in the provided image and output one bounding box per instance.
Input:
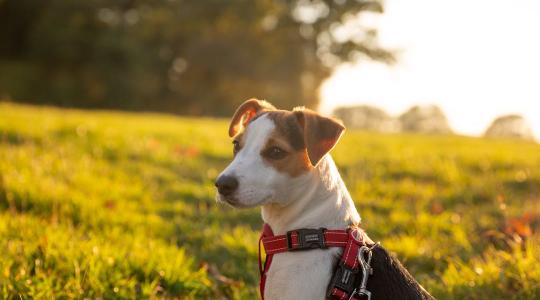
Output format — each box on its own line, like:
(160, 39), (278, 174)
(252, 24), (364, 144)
(286, 228), (327, 251)
(327, 261), (360, 298)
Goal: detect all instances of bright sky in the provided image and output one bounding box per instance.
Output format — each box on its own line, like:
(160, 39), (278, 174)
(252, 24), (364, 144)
(320, 0), (540, 138)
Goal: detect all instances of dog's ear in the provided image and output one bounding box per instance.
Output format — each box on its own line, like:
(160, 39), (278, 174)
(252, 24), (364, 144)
(229, 98), (276, 137)
(294, 109), (345, 166)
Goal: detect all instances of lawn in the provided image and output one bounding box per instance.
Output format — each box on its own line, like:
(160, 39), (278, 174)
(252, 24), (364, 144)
(1, 102), (539, 299)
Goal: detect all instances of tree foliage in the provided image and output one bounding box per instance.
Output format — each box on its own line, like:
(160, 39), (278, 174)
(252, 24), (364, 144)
(0, 0), (391, 115)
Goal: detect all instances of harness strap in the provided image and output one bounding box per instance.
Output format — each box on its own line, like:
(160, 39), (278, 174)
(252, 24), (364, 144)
(327, 231), (364, 300)
(259, 223), (368, 300)
(259, 224), (274, 299)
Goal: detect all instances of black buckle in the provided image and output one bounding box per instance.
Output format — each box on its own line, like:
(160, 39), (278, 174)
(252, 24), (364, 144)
(327, 261), (360, 298)
(286, 228), (327, 251)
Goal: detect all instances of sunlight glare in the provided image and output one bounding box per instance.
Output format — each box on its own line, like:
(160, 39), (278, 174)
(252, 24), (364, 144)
(320, 0), (540, 138)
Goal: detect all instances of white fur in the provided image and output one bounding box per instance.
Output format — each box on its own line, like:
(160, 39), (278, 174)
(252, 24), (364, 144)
(262, 156), (361, 300)
(217, 114), (362, 300)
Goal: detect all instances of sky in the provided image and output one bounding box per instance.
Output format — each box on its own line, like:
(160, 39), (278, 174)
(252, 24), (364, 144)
(319, 0), (540, 138)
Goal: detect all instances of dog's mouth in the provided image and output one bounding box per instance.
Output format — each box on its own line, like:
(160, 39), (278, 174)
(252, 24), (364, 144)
(216, 193), (243, 208)
(216, 193), (273, 208)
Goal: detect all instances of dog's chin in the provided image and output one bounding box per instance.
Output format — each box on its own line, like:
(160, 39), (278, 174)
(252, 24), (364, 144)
(216, 193), (272, 208)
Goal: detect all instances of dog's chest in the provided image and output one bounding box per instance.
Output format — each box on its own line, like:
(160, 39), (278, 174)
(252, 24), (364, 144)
(264, 248), (341, 300)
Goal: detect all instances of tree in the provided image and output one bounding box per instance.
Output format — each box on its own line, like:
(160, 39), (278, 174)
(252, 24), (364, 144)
(399, 105), (452, 134)
(334, 105), (400, 132)
(0, 0), (392, 115)
(484, 115), (535, 140)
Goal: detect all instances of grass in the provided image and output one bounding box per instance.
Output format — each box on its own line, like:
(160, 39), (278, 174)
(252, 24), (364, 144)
(1, 102), (539, 299)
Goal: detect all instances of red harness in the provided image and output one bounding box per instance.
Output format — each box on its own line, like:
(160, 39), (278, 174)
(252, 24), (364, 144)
(259, 223), (371, 300)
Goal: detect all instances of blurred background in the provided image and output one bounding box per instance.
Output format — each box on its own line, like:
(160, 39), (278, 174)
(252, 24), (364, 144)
(1, 0), (539, 140)
(0, 0), (392, 115)
(1, 0), (540, 299)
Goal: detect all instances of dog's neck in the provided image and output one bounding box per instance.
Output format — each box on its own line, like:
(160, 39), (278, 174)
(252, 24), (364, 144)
(261, 155), (360, 234)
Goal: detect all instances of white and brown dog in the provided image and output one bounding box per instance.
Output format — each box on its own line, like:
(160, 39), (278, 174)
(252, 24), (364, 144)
(216, 99), (434, 300)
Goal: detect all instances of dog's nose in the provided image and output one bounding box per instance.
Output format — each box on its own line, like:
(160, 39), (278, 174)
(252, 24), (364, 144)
(215, 175), (239, 196)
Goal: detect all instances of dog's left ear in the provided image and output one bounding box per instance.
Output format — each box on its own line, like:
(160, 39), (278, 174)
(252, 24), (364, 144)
(229, 98), (276, 137)
(294, 109), (345, 166)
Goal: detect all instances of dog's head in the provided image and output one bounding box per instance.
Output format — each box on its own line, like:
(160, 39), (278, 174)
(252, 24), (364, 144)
(215, 98), (345, 208)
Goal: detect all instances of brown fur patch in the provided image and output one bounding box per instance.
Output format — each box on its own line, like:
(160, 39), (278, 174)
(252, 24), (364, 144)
(266, 148), (312, 177)
(265, 111), (305, 150)
(261, 111), (313, 177)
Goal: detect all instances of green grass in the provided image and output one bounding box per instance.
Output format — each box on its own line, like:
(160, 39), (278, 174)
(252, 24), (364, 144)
(1, 102), (539, 299)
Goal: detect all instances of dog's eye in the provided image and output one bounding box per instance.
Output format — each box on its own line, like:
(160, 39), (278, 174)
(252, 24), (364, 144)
(264, 146), (287, 160)
(232, 140), (241, 155)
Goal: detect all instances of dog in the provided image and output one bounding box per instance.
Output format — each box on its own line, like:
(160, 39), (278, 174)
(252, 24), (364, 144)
(215, 99), (434, 300)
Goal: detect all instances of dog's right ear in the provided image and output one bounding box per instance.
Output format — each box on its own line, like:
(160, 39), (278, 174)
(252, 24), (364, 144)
(229, 98), (276, 137)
